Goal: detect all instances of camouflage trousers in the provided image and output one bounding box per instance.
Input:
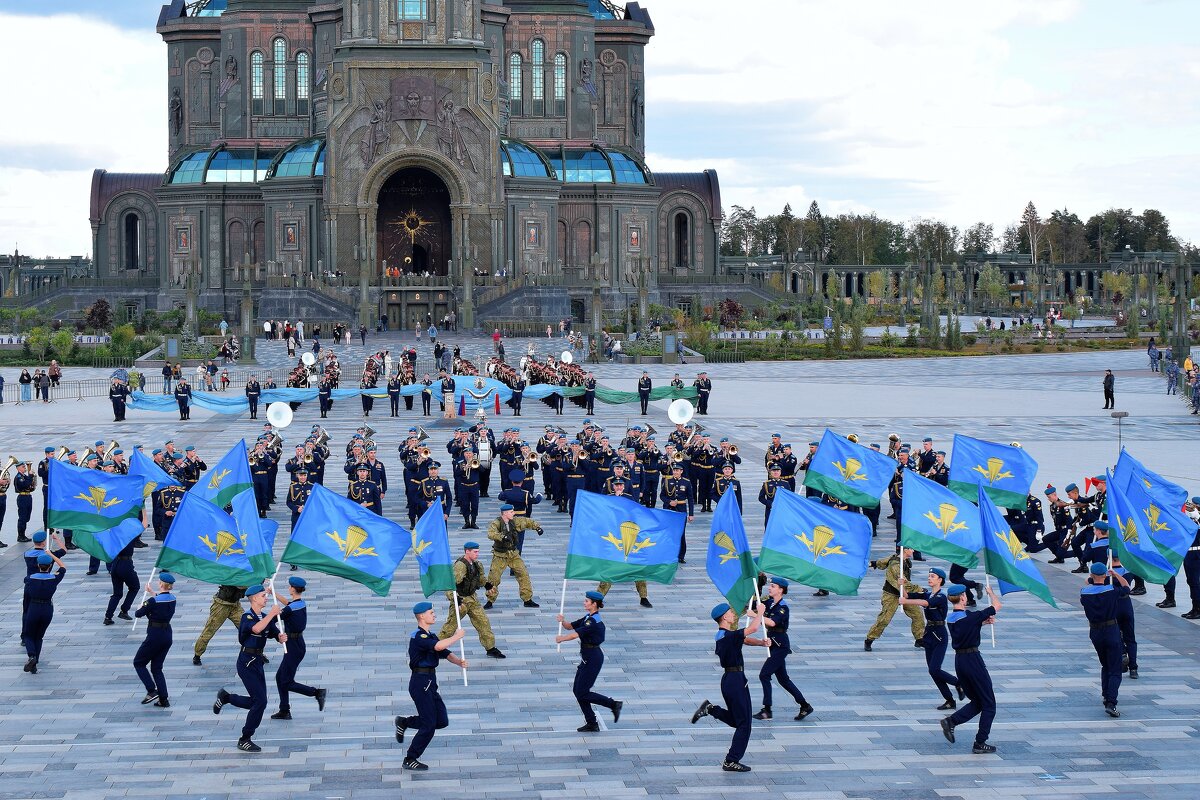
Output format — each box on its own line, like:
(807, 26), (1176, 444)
(193, 599), (242, 657)
(598, 581), (648, 599)
(487, 551), (533, 602)
(439, 593), (495, 650)
(866, 591), (925, 642)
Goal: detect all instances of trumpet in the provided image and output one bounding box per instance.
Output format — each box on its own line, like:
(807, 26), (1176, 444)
(55, 445), (71, 461)
(727, 444), (739, 456)
(466, 456), (480, 469)
(0, 455), (19, 481)
(418, 446), (432, 459)
(525, 454), (540, 467)
(672, 452), (686, 463)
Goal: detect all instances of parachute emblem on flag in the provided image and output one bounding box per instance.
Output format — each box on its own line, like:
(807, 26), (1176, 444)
(924, 503), (969, 537)
(207, 468), (232, 490)
(796, 526), (846, 560)
(74, 486), (122, 513)
(712, 531), (740, 565)
(1118, 516), (1139, 544)
(1144, 504), (1169, 534)
(200, 530), (245, 559)
(411, 534), (433, 557)
(972, 458), (1014, 485)
(601, 521), (655, 560)
(833, 459), (866, 482)
(997, 528), (1030, 561)
(328, 526), (377, 560)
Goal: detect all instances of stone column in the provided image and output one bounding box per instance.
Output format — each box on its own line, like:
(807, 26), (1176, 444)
(1172, 261), (1190, 363)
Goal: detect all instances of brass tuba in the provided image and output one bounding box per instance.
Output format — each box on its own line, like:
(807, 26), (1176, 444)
(54, 445), (71, 461)
(0, 455), (19, 482)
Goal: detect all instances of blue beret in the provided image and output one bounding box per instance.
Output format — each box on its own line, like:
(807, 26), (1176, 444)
(32, 531), (47, 543)
(101, 461), (115, 468)
(37, 553), (54, 566)
(1093, 475), (1106, 483)
(899, 447), (911, 454)
(870, 444), (881, 450)
(288, 576), (306, 589)
(772, 432), (781, 438)
(85, 454), (99, 462)
(1192, 496), (1200, 505)
(244, 585), (267, 598)
(936, 450), (946, 456)
(499, 503), (514, 512)
(1089, 562), (1108, 576)
(112, 449), (123, 456)
(585, 590), (605, 603)
(412, 601), (433, 615)
(720, 437), (729, 443)
(1094, 521), (1110, 532)
(928, 567), (947, 581)
(1044, 485), (1056, 495)
(185, 446), (195, 452)
(95, 440), (105, 447)
(583, 418), (593, 424)
(158, 573), (175, 584)
(44, 447), (54, 453)
(923, 437), (932, 443)
(809, 442), (819, 447)
(769, 576), (789, 589)
(711, 602), (732, 621)
(509, 468), (525, 482)
(367, 446), (377, 452)
(1065, 483), (1078, 492)
(172, 453), (184, 460)
(945, 584), (967, 596)
(647, 436), (656, 441)
(464, 541), (480, 550)
(134, 445), (143, 451)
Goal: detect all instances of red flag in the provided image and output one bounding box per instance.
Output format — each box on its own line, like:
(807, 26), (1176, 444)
(494, 393), (501, 414)
(458, 395), (465, 417)
(1083, 477), (1095, 493)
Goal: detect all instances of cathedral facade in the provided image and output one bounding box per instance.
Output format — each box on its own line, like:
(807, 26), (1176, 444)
(89, 0), (722, 328)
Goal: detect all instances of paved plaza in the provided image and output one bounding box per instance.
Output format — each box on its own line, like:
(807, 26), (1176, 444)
(0, 333), (1197, 800)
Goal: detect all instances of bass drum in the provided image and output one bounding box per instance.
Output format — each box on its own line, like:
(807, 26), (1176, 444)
(477, 438), (492, 468)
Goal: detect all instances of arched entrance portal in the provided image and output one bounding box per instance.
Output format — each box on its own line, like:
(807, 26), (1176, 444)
(376, 167), (451, 279)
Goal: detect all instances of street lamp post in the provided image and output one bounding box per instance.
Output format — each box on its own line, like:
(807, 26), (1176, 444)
(1111, 411), (1129, 458)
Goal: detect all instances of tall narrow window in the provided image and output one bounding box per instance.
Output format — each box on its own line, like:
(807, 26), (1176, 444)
(296, 52), (309, 114)
(123, 213), (141, 270)
(553, 53), (566, 116)
(398, 0), (427, 18)
(273, 37), (287, 115)
(531, 39), (545, 115)
(251, 51), (264, 115)
(509, 53), (523, 116)
(674, 212), (690, 269)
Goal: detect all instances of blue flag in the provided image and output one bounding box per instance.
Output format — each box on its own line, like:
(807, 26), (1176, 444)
(706, 489), (758, 612)
(232, 489), (278, 577)
(47, 460), (144, 533)
(71, 518), (146, 564)
(801, 428), (896, 508)
(1106, 469), (1180, 584)
(948, 434), (1038, 509)
(413, 501), (455, 597)
(758, 488), (872, 595)
(281, 484), (411, 597)
(1118, 475), (1192, 571)
(128, 449), (181, 494)
(156, 491), (266, 585)
(190, 440), (254, 508)
(1112, 450), (1188, 510)
(564, 490), (686, 584)
(978, 485), (1057, 607)
(899, 471), (983, 567)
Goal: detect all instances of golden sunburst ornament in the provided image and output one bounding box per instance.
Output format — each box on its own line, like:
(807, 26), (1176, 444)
(392, 209), (433, 244)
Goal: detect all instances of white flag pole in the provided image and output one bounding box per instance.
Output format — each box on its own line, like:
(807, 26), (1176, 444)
(984, 573), (996, 648)
(131, 567), (157, 633)
(556, 578), (568, 653)
(453, 589), (468, 686)
(267, 565), (287, 654)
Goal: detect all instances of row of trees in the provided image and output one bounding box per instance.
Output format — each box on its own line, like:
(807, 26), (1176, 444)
(721, 201), (1197, 265)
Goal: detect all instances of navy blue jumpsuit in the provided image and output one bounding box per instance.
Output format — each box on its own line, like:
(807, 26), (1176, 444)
(276, 600), (320, 711)
(1080, 581), (1127, 707)
(133, 591), (176, 699)
(913, 588), (961, 703)
(571, 612), (618, 724)
(710, 628), (753, 764)
(22, 566), (66, 661)
(758, 598), (809, 710)
(106, 540), (140, 620)
(397, 628), (451, 761)
(227, 609), (282, 739)
(1110, 566), (1138, 673)
(945, 607), (996, 745)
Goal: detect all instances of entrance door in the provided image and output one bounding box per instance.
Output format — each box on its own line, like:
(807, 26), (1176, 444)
(406, 305), (426, 331)
(377, 167), (452, 279)
(387, 303), (403, 330)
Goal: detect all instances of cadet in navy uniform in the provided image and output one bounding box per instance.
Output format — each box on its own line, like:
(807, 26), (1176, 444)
(661, 462), (694, 562)
(751, 578), (814, 721)
(394, 601), (467, 771)
(637, 371), (652, 415)
(317, 378), (332, 419)
(21, 531), (65, 648)
(14, 461), (35, 543)
(388, 373), (403, 417)
(133, 571), (176, 707)
(213, 584), (286, 752)
(271, 576), (327, 720)
(420, 374), (434, 416)
(420, 462), (453, 521)
(104, 538), (140, 625)
(693, 371), (712, 414)
(22, 550), (67, 673)
(899, 567), (963, 709)
(109, 378), (130, 421)
(455, 458), (481, 529)
(556, 590), (624, 732)
(1086, 520), (1111, 566)
(1108, 554), (1139, 680)
(1080, 562), (1131, 717)
(348, 463), (382, 515)
(939, 583), (1001, 754)
(245, 377), (261, 419)
(583, 373), (597, 414)
(174, 377), (192, 420)
(714, 463), (743, 512)
(511, 375), (525, 416)
(691, 600), (765, 772)
(758, 463), (786, 526)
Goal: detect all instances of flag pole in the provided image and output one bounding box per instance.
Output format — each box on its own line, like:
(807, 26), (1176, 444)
(453, 589), (468, 686)
(556, 578), (567, 653)
(984, 573), (996, 648)
(131, 567), (157, 633)
(268, 564), (287, 654)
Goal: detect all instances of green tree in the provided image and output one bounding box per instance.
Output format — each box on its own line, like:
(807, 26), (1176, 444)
(803, 201), (828, 261)
(50, 329), (75, 359)
(111, 323), (136, 354)
(27, 326), (51, 362)
(1101, 271), (1131, 306)
(1044, 209), (1088, 263)
(721, 205), (759, 256)
(1021, 202), (1044, 262)
(772, 204), (803, 260)
(866, 271), (885, 302)
(962, 222), (995, 255)
(977, 263), (1007, 310)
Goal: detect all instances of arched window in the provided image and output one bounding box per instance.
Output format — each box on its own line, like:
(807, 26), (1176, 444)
(530, 39), (545, 115)
(272, 37), (287, 115)
(673, 212), (690, 269)
(296, 52), (310, 114)
(123, 212), (141, 271)
(553, 53), (566, 116)
(251, 51), (264, 115)
(509, 53), (523, 116)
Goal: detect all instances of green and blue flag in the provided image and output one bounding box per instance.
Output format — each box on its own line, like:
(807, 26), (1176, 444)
(232, 489), (278, 577)
(564, 490), (686, 585)
(47, 460), (144, 533)
(128, 449), (181, 494)
(156, 491), (270, 585)
(801, 429), (895, 508)
(1112, 450), (1188, 510)
(899, 471), (983, 567)
(758, 488), (872, 596)
(70, 519), (146, 563)
(948, 434), (1037, 509)
(190, 439), (253, 508)
(281, 484), (411, 597)
(978, 485), (1057, 607)
(1105, 469), (1178, 584)
(1116, 470), (1192, 570)
(706, 489), (758, 613)
(413, 501), (455, 597)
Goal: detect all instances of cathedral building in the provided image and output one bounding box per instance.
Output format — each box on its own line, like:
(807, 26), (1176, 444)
(88, 0), (723, 328)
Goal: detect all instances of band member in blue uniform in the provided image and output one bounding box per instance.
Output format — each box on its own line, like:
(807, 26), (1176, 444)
(556, 590), (623, 732)
(22, 551), (67, 673)
(271, 576), (327, 720)
(394, 601), (467, 771)
(245, 376), (261, 419)
(1108, 554), (1139, 680)
(939, 583), (1001, 754)
(133, 571), (176, 707)
(751, 578), (814, 721)
(1080, 562), (1130, 717)
(104, 538), (140, 625)
(213, 584), (287, 752)
(637, 371), (652, 414)
(661, 462), (694, 562)
(691, 600), (766, 772)
(109, 377), (130, 421)
(899, 567), (963, 709)
(174, 377), (192, 420)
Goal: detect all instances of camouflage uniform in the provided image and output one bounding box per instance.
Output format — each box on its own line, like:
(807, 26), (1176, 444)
(865, 554), (925, 643)
(486, 516), (541, 602)
(193, 585), (246, 657)
(439, 557), (496, 650)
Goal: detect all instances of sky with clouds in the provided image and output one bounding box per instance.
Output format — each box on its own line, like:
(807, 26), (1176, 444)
(1, 0), (1198, 257)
